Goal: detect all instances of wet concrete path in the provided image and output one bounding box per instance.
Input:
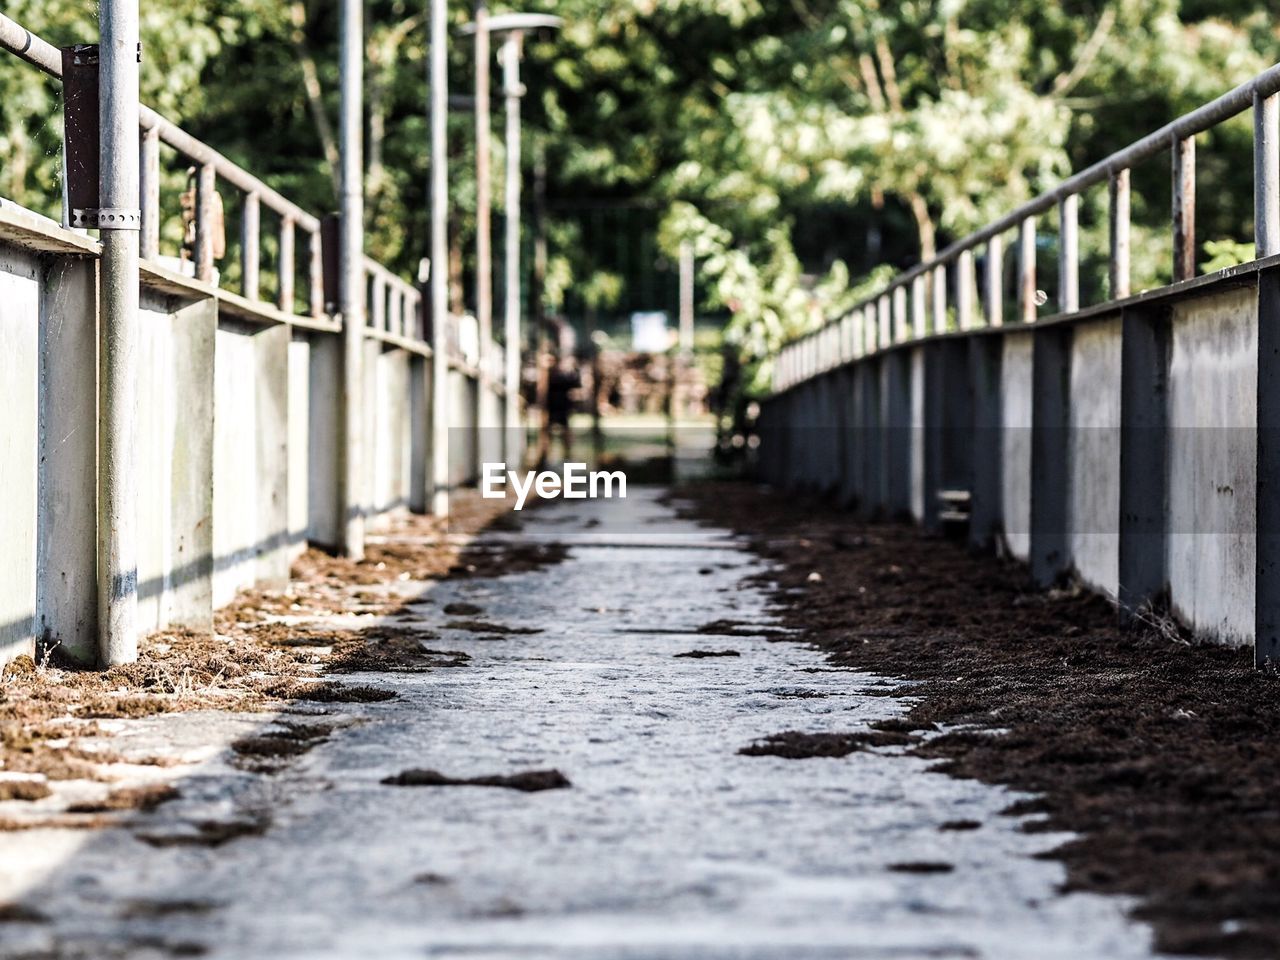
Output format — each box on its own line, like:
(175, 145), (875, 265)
(0, 490), (1167, 959)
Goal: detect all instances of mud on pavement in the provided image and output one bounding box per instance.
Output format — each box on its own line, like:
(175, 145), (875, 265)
(679, 480), (1280, 959)
(0, 492), (553, 833)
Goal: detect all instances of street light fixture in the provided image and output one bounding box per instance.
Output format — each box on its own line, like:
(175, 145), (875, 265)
(459, 11), (562, 464)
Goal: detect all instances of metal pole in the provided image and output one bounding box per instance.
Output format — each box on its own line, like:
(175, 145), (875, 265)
(502, 32), (523, 463)
(1109, 169), (1131, 299)
(98, 0), (141, 666)
(678, 241), (694, 353)
(430, 0), (450, 516)
(1173, 137), (1196, 282)
(339, 0), (365, 557)
(1257, 92), (1280, 257)
(474, 1), (491, 380)
(1058, 194), (1080, 312)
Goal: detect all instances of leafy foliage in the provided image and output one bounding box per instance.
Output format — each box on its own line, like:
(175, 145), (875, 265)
(1, 0), (1277, 400)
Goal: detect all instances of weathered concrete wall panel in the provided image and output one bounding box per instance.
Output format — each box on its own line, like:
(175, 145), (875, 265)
(373, 348), (412, 514)
(254, 324), (290, 588)
(306, 335), (342, 549)
(213, 323), (262, 608)
(1068, 317), (1122, 596)
(449, 370), (478, 489)
(1167, 285), (1257, 646)
(0, 246), (40, 664)
(135, 294), (216, 634)
(37, 258), (97, 661)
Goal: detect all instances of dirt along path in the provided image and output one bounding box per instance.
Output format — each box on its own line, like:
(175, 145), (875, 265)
(0, 486), (1178, 958)
(681, 480), (1280, 960)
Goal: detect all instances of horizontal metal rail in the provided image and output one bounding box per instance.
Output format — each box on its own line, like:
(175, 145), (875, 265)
(1, 13), (318, 231)
(0, 11), (453, 355)
(774, 61), (1280, 392)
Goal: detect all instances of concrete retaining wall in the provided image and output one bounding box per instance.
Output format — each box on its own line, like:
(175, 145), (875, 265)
(760, 268), (1280, 658)
(0, 206), (504, 667)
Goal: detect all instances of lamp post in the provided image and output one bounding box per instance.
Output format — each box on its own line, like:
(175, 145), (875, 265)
(338, 0), (365, 558)
(429, 0), (449, 516)
(98, 0), (141, 664)
(460, 13), (561, 465)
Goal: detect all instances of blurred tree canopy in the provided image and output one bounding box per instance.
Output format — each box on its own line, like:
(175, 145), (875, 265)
(1, 0), (1277, 395)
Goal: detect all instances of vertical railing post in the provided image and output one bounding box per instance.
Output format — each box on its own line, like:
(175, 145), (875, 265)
(241, 191), (260, 301)
(1058, 194), (1079, 312)
(931, 264), (947, 334)
(194, 162), (216, 284)
(1256, 93), (1280, 258)
(956, 249), (975, 330)
(371, 274), (387, 332)
(877, 294), (890, 350)
(1019, 216), (1037, 322)
(139, 125), (160, 261)
(984, 234), (1003, 327)
(97, 0), (142, 665)
(911, 274), (927, 339)
(892, 285), (908, 343)
(1109, 169), (1131, 299)
(277, 216), (295, 313)
(1173, 136), (1196, 282)
(308, 228), (324, 317)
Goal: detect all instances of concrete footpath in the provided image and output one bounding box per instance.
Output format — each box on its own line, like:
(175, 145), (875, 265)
(0, 490), (1169, 959)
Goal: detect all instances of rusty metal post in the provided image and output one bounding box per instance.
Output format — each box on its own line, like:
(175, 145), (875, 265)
(338, 0), (365, 558)
(1058, 194), (1079, 312)
(1109, 169), (1131, 299)
(97, 0), (141, 665)
(1173, 137), (1196, 282)
(242, 191), (260, 300)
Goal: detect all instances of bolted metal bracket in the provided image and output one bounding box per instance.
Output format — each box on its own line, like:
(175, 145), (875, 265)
(71, 207), (142, 230)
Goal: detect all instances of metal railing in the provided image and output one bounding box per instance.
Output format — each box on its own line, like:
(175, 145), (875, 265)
(0, 12), (441, 351)
(773, 62), (1280, 392)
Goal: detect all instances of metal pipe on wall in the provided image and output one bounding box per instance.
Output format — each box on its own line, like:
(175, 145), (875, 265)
(97, 0), (141, 666)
